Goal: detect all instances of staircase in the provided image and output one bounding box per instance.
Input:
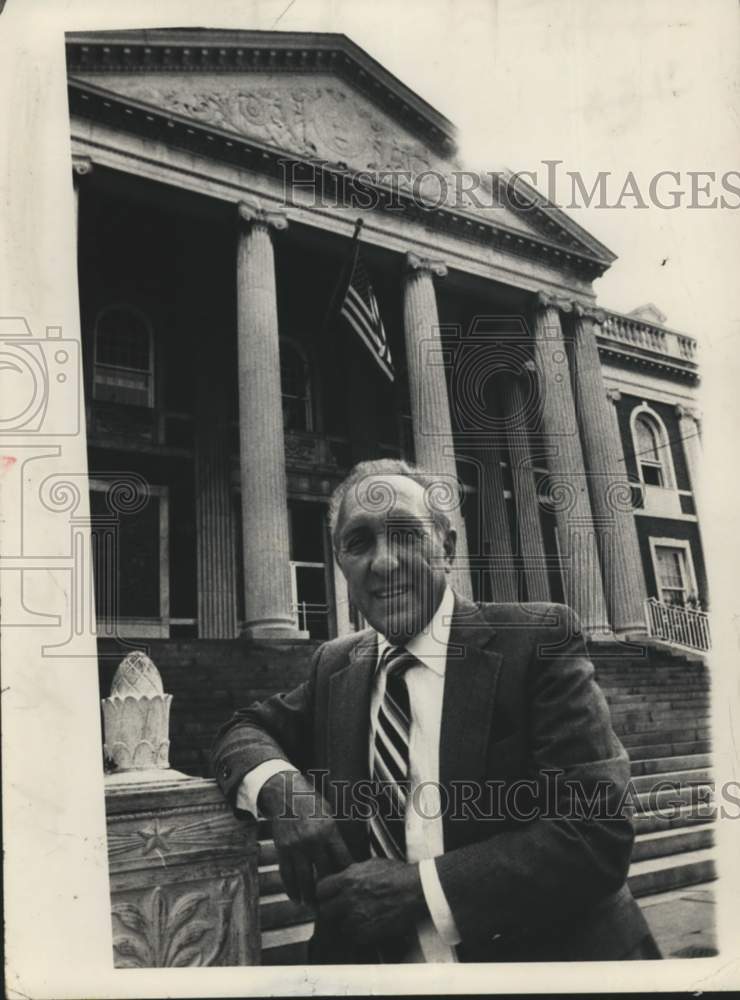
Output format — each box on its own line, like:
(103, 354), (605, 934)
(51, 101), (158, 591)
(593, 642), (716, 902)
(256, 640), (715, 963)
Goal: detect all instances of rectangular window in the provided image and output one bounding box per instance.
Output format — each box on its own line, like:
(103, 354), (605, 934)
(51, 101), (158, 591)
(89, 480), (169, 636)
(652, 542), (697, 607)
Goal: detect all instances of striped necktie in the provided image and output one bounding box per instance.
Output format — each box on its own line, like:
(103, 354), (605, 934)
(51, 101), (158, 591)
(368, 644), (416, 861)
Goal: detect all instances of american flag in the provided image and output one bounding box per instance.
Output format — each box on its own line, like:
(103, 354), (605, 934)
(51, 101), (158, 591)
(339, 246), (394, 382)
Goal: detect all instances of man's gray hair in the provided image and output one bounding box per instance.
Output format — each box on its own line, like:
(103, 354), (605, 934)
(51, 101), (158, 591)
(328, 458), (455, 548)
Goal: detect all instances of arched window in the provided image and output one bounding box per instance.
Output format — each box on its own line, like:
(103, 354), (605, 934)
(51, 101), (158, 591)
(93, 305), (154, 407)
(280, 339), (312, 432)
(631, 406), (674, 489)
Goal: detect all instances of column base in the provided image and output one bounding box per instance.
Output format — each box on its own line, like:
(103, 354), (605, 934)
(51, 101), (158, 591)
(240, 620), (310, 640)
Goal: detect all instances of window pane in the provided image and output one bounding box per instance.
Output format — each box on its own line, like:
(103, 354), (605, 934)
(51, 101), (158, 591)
(655, 546), (685, 590)
(97, 308), (151, 371)
(635, 416), (660, 463)
(641, 463), (663, 487)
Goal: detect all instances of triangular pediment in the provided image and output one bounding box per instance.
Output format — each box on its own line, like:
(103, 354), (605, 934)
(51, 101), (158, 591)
(66, 29), (615, 268)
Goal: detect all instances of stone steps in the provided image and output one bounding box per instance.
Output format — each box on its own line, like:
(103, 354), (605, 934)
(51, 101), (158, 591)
(632, 780), (713, 814)
(628, 847), (717, 898)
(629, 767), (712, 794)
(618, 725), (711, 749)
(628, 739), (711, 761)
(632, 803), (716, 835)
(631, 823), (715, 862)
(630, 753), (712, 776)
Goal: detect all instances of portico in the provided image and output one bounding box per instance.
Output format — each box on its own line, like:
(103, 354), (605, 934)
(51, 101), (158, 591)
(69, 29), (665, 642)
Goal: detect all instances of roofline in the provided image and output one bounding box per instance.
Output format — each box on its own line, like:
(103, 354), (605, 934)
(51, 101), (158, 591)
(65, 28), (457, 153)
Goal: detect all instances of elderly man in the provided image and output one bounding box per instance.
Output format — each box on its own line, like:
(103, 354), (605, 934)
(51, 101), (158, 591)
(212, 459), (659, 963)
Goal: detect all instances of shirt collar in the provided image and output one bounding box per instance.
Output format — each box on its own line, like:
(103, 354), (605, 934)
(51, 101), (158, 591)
(376, 584), (454, 677)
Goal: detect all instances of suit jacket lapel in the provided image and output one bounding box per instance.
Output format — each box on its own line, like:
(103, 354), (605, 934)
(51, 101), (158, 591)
(327, 629), (377, 859)
(439, 595), (503, 852)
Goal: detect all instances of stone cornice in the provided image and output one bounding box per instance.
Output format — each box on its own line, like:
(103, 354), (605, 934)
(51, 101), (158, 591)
(596, 344), (699, 385)
(405, 252), (447, 279)
(65, 28), (457, 158)
(67, 78), (609, 281)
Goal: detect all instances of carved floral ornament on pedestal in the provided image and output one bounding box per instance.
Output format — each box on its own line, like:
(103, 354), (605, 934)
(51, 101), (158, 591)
(112, 877), (247, 968)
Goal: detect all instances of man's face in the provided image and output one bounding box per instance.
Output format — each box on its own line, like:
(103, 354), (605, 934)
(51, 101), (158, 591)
(334, 474), (456, 642)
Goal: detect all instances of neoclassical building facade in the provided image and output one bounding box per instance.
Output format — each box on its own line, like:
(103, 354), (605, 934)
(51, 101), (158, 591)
(66, 28), (705, 649)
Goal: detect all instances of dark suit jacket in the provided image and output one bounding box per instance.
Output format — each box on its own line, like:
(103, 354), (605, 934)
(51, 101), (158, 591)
(212, 596), (659, 963)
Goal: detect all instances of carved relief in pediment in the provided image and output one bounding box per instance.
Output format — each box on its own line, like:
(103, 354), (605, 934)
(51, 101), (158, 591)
(77, 73), (439, 177)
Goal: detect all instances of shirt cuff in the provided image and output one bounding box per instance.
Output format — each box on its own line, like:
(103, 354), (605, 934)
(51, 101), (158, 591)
(235, 759), (299, 818)
(418, 858), (462, 947)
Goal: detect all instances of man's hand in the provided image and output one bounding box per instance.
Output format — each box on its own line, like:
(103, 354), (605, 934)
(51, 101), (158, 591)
(258, 770), (352, 906)
(316, 858), (426, 945)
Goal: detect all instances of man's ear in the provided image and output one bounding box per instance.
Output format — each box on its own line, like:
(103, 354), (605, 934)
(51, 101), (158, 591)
(443, 527), (457, 567)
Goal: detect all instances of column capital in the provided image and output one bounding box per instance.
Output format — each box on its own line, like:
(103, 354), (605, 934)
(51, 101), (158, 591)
(405, 251), (447, 279)
(605, 387), (622, 405)
(675, 403), (701, 423)
(237, 199), (288, 233)
(72, 155), (93, 180)
(573, 301), (606, 325)
(535, 289), (572, 313)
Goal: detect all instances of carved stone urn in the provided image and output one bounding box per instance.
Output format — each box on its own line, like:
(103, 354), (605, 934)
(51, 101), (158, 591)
(102, 651), (173, 771)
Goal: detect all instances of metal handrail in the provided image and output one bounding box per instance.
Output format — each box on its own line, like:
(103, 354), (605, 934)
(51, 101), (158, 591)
(644, 597), (711, 652)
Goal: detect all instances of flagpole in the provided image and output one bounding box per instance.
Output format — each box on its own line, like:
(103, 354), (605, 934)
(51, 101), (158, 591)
(319, 217), (365, 343)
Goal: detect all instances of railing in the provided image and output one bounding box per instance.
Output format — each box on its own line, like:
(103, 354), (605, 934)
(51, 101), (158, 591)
(293, 600), (330, 636)
(644, 597), (711, 652)
(600, 311), (698, 365)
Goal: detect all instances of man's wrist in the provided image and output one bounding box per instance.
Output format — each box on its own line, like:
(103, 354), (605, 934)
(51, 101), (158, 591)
(258, 769), (319, 819)
(257, 769), (296, 817)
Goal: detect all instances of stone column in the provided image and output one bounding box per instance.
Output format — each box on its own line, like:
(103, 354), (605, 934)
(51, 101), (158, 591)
(72, 155), (93, 235)
(571, 305), (647, 634)
(676, 404), (703, 519)
(195, 358), (238, 639)
(402, 252), (472, 599)
(531, 293), (609, 634)
(501, 374), (551, 602)
(235, 201), (300, 638)
(480, 446), (518, 601)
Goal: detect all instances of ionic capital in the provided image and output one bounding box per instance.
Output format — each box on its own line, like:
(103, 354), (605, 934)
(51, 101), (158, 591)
(406, 251), (448, 280)
(72, 155), (94, 180)
(535, 289), (572, 314)
(237, 199), (288, 233)
(573, 301), (606, 325)
(675, 403), (701, 423)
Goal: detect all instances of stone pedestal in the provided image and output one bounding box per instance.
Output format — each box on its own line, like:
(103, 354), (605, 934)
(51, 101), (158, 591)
(102, 651), (259, 967)
(532, 294), (609, 635)
(106, 774), (259, 968)
(502, 375), (551, 602)
(402, 252), (472, 599)
(572, 306), (647, 633)
(235, 200), (302, 638)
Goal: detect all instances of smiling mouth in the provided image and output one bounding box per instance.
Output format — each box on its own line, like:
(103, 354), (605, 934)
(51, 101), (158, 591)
(374, 587), (410, 599)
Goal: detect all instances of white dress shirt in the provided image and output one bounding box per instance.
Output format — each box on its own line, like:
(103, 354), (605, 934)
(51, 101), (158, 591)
(237, 585), (462, 962)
